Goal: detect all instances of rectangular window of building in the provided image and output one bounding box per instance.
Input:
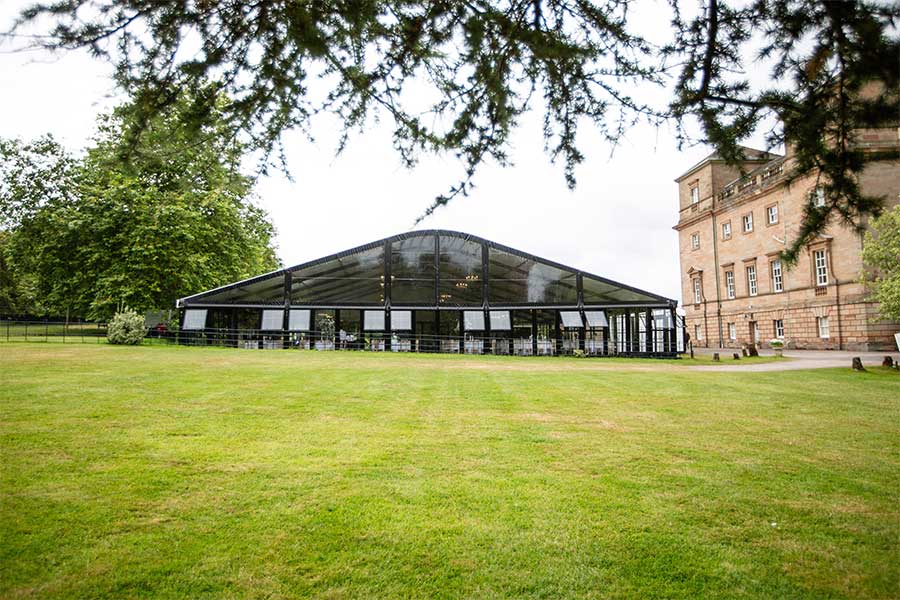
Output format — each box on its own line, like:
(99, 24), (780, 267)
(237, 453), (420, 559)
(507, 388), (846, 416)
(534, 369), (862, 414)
(728, 322), (736, 341)
(722, 221), (731, 240)
(747, 265), (758, 296)
(814, 249), (828, 286)
(691, 233), (700, 250)
(725, 270), (735, 299)
(767, 204), (778, 225)
(693, 278), (702, 304)
(694, 324), (702, 341)
(774, 319), (784, 338)
(691, 185), (699, 205)
(742, 213), (754, 233)
(813, 186), (826, 207)
(771, 259), (783, 293)
(817, 316), (830, 338)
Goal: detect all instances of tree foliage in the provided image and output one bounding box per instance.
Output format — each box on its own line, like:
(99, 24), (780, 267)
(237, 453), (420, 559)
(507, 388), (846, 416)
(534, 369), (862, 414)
(8, 0), (900, 258)
(0, 136), (75, 314)
(1, 90), (280, 319)
(670, 0), (899, 261)
(0, 230), (40, 314)
(862, 205), (900, 322)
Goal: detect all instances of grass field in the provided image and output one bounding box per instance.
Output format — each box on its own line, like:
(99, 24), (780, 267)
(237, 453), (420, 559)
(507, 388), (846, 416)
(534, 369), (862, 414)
(1, 344), (898, 599)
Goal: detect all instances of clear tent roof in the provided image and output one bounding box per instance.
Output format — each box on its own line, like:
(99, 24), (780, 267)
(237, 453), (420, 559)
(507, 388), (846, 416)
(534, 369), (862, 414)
(178, 230), (674, 309)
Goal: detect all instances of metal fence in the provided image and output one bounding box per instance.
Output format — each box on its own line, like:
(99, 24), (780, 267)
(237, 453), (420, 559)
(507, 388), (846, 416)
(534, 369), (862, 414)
(1, 320), (684, 357)
(1, 320), (110, 343)
(168, 327), (681, 356)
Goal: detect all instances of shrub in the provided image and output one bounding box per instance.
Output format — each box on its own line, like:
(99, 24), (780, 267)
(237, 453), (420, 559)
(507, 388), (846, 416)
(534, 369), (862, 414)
(769, 338), (785, 349)
(107, 309), (147, 345)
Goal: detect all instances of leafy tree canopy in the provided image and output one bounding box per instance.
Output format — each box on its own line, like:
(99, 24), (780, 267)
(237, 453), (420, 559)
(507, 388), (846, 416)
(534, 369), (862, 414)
(8, 0), (900, 260)
(862, 205), (900, 322)
(1, 89), (280, 319)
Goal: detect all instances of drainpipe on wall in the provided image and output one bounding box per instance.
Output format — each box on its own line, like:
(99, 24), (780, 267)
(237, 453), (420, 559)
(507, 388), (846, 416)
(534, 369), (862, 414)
(828, 248), (843, 350)
(781, 197), (790, 347)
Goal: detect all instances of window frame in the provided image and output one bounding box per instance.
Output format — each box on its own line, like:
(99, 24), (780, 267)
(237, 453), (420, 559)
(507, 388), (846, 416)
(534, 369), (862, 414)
(691, 232), (700, 250)
(694, 323), (703, 341)
(690, 184), (700, 205)
(817, 316), (830, 339)
(771, 259), (783, 293)
(722, 220), (732, 240)
(813, 249), (828, 287)
(774, 319), (784, 338)
(725, 270), (735, 300)
(813, 186), (826, 208)
(728, 322), (736, 341)
(766, 203), (779, 226)
(742, 212), (754, 233)
(692, 278), (702, 304)
(746, 264), (758, 297)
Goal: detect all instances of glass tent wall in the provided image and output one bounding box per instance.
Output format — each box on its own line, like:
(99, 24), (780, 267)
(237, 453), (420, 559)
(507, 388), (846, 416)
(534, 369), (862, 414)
(176, 230), (684, 357)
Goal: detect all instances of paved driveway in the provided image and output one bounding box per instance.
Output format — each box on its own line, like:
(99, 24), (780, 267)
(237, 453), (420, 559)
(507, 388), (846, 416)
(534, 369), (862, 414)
(692, 349), (900, 372)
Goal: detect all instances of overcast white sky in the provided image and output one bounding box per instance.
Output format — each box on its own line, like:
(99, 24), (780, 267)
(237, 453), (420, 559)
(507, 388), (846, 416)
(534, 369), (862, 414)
(0, 1), (773, 303)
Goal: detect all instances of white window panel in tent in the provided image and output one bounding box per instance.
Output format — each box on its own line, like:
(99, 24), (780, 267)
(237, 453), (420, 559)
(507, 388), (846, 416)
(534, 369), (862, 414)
(391, 310), (412, 330)
(182, 309), (207, 330)
(364, 310), (386, 331)
(560, 311), (584, 328)
(584, 310), (608, 328)
(463, 310), (485, 331)
(261, 309), (284, 330)
(489, 311), (511, 330)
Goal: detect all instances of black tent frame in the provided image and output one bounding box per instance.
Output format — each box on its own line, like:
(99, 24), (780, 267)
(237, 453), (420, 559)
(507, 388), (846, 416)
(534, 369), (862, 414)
(176, 230), (684, 357)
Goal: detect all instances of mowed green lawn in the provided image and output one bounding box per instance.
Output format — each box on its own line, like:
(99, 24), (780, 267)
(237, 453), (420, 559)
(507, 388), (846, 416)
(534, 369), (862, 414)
(1, 345), (898, 599)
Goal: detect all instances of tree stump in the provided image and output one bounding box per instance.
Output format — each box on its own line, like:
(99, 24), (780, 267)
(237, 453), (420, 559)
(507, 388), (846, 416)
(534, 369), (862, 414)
(713, 353), (720, 361)
(852, 357), (865, 371)
(748, 344), (759, 357)
(883, 356), (894, 368)
(733, 353), (740, 360)
(741, 347), (748, 357)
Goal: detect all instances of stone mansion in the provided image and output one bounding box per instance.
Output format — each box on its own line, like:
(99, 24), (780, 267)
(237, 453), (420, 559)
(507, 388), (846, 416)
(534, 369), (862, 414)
(674, 128), (899, 351)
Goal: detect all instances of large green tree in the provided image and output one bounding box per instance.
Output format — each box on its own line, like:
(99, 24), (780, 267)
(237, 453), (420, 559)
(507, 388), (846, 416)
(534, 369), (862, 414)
(0, 135), (77, 315)
(10, 0), (899, 258)
(1, 91), (280, 319)
(862, 205), (900, 322)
